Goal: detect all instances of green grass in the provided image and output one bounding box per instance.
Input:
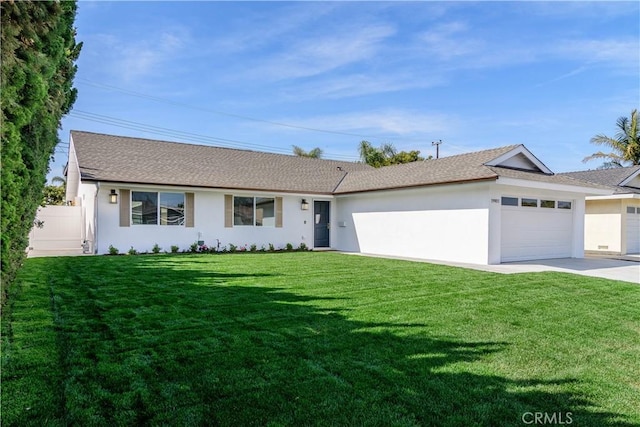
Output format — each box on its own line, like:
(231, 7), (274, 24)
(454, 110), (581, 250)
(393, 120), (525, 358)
(2, 253), (639, 426)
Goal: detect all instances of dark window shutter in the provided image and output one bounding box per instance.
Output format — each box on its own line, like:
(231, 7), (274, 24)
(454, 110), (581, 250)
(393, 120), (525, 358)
(185, 192), (195, 227)
(119, 189), (130, 227)
(275, 197), (283, 228)
(224, 195), (233, 228)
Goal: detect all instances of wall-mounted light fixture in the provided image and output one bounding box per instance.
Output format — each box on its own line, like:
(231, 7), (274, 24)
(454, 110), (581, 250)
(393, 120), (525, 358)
(301, 199), (309, 210)
(109, 189), (118, 204)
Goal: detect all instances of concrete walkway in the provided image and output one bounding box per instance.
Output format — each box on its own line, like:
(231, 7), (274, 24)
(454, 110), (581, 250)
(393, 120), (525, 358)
(347, 253), (640, 284)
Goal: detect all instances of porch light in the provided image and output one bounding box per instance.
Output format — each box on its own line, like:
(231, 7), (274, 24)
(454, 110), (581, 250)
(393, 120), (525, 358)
(301, 199), (309, 210)
(109, 189), (118, 204)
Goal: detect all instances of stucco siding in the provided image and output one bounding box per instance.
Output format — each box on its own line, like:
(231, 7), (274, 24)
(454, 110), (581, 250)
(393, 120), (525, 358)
(94, 185), (317, 254)
(335, 183), (491, 265)
(584, 199), (622, 253)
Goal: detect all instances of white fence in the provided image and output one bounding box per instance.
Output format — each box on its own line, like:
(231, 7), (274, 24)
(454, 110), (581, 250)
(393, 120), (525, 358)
(28, 205), (85, 257)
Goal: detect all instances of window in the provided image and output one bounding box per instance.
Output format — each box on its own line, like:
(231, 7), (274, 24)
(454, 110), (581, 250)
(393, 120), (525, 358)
(521, 198), (538, 207)
(132, 192), (157, 224)
(627, 206), (637, 214)
(256, 197), (275, 226)
(132, 191), (184, 225)
(501, 197), (518, 206)
(160, 193), (185, 225)
(234, 197), (254, 225)
(558, 201), (572, 210)
(541, 200), (555, 208)
(234, 196), (275, 226)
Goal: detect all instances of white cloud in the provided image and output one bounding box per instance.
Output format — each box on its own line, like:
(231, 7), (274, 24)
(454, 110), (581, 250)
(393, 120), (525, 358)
(275, 109), (457, 137)
(553, 38), (639, 70)
(251, 24), (396, 80)
(90, 27), (189, 82)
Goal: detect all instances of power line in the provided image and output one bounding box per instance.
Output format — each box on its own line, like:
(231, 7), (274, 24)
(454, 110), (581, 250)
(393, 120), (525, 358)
(76, 78), (398, 142)
(68, 110), (361, 161)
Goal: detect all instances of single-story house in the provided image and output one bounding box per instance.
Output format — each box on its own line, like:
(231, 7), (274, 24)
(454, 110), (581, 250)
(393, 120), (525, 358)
(561, 166), (640, 255)
(65, 130), (611, 264)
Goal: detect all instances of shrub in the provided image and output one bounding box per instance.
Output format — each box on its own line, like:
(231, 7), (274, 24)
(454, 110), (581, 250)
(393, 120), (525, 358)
(171, 245), (179, 253)
(190, 243), (198, 253)
(128, 246), (138, 256)
(268, 243), (275, 252)
(298, 242), (308, 251)
(228, 243), (237, 253)
(108, 245), (119, 255)
(152, 243), (161, 254)
(285, 243), (294, 251)
(250, 244), (257, 252)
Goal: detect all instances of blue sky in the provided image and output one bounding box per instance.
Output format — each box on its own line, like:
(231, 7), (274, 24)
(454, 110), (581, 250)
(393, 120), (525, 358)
(54, 1), (639, 178)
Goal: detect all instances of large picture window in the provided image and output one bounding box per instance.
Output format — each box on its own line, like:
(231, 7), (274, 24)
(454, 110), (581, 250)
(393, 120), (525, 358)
(132, 191), (184, 225)
(234, 196), (275, 226)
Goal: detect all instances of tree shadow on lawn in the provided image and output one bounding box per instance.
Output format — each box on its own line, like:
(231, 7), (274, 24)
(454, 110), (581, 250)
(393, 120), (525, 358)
(13, 256), (636, 427)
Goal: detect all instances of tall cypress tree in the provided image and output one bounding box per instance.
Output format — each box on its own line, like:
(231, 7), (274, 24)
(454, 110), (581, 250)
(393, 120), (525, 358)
(1, 0), (81, 301)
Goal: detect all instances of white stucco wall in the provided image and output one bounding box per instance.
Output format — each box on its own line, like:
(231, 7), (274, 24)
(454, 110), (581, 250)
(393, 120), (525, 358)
(93, 184), (319, 254)
(584, 199), (622, 253)
(335, 183), (492, 265)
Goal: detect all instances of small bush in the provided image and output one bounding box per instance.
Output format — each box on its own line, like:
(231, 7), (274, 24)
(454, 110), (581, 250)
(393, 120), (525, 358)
(171, 245), (179, 253)
(285, 243), (294, 251)
(268, 243), (275, 252)
(128, 246), (138, 256)
(108, 245), (119, 255)
(152, 243), (161, 254)
(228, 243), (237, 253)
(190, 243), (198, 253)
(250, 244), (257, 252)
(298, 242), (308, 251)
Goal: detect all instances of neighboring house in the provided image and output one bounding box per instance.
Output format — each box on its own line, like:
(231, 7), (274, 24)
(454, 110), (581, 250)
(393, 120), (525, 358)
(561, 167), (640, 255)
(65, 131), (610, 264)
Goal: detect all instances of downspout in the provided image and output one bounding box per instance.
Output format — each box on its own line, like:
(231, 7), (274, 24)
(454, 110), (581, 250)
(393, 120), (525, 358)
(94, 182), (99, 254)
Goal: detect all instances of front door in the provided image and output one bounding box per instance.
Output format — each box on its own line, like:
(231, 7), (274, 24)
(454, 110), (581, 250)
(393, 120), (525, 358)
(314, 201), (330, 248)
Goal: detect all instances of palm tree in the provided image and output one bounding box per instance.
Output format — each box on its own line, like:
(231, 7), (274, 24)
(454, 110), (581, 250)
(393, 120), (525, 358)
(292, 145), (323, 159)
(583, 109), (640, 168)
(51, 175), (66, 186)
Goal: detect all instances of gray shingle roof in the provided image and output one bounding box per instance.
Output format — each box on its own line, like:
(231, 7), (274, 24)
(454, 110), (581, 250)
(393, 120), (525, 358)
(560, 166), (640, 194)
(71, 131), (372, 194)
(333, 145), (518, 193)
(70, 131), (611, 195)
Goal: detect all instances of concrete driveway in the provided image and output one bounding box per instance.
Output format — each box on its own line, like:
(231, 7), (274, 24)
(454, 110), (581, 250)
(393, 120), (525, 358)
(348, 253), (639, 284)
(488, 257), (639, 284)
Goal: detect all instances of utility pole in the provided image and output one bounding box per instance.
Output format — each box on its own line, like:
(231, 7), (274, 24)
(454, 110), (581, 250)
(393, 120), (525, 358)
(432, 140), (443, 159)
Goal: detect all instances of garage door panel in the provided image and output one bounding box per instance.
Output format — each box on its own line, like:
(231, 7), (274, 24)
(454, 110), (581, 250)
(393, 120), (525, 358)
(501, 207), (573, 262)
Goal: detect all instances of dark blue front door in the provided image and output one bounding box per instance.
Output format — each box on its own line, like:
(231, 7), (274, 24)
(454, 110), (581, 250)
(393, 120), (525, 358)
(314, 201), (330, 247)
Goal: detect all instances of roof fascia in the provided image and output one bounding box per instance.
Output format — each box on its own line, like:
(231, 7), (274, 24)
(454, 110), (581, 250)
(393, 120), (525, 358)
(495, 176), (612, 196)
(484, 145), (553, 174)
(333, 176), (497, 196)
(586, 194), (640, 201)
(619, 168), (640, 187)
(80, 179), (335, 197)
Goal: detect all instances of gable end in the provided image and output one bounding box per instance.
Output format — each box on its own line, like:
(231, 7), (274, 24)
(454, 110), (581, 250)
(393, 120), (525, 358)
(484, 145), (553, 174)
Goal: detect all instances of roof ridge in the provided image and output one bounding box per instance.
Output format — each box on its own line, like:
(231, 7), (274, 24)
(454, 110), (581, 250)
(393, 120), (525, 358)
(560, 165), (640, 175)
(70, 130), (365, 167)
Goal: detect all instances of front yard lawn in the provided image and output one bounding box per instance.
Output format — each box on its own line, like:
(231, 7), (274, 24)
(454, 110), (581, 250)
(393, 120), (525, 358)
(2, 252), (639, 426)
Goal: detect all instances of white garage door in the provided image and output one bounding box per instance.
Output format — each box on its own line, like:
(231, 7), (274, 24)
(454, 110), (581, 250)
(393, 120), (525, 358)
(626, 207), (640, 254)
(501, 196), (573, 262)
